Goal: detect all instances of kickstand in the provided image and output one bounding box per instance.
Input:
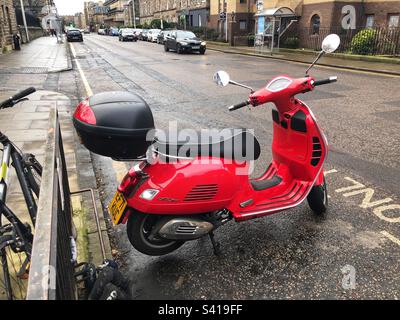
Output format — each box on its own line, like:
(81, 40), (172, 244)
(209, 232), (221, 256)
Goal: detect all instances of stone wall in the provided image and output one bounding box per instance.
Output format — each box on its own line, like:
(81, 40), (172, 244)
(1, 0), (18, 52)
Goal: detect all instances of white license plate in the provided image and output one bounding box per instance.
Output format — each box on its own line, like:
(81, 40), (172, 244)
(192, 46), (200, 49)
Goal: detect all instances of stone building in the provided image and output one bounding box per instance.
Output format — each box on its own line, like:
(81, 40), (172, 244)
(13, 0), (51, 26)
(104, 0), (129, 27)
(124, 0), (140, 27)
(74, 12), (86, 29)
(1, 0), (18, 52)
(84, 1), (109, 31)
(139, 0), (210, 27)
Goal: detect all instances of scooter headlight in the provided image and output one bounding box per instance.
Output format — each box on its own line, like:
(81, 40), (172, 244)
(140, 189), (159, 200)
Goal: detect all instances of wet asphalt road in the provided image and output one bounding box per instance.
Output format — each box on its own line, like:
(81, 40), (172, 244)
(71, 34), (399, 299)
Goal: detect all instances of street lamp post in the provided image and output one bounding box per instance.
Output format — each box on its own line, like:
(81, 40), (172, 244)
(132, 0), (136, 28)
(20, 0), (30, 42)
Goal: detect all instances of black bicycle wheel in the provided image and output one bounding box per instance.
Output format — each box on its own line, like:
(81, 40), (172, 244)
(0, 235), (30, 300)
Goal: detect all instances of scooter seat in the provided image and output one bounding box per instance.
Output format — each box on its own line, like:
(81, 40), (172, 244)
(153, 128), (261, 161)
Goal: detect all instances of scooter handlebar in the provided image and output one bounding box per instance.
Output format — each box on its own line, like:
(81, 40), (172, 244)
(228, 100), (250, 111)
(313, 76), (337, 87)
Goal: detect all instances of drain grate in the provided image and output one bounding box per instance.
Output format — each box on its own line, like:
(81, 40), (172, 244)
(0, 67), (49, 74)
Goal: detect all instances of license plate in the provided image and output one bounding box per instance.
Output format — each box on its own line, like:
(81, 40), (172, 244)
(108, 191), (127, 225)
(192, 46), (200, 49)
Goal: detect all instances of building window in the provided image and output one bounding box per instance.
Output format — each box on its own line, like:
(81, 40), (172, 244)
(239, 20), (247, 30)
(240, 0), (247, 3)
(388, 14), (399, 28)
(198, 14), (202, 27)
(5, 7), (12, 34)
(365, 15), (374, 28)
(310, 14), (320, 35)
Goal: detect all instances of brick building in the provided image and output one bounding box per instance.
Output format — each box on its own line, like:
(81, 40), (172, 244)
(260, 0), (400, 31)
(209, 0), (257, 40)
(1, 0), (18, 52)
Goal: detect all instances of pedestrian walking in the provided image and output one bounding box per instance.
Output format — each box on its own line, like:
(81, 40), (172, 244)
(13, 33), (21, 50)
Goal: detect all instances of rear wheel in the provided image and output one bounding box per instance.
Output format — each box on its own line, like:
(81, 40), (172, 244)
(307, 177), (328, 214)
(0, 235), (31, 300)
(127, 212), (184, 256)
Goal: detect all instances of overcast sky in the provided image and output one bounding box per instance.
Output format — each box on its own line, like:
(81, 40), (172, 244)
(53, 0), (85, 15)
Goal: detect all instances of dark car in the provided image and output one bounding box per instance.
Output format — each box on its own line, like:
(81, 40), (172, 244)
(109, 27), (119, 36)
(164, 30), (206, 54)
(157, 30), (171, 44)
(139, 29), (149, 41)
(66, 29), (83, 42)
(119, 28), (138, 42)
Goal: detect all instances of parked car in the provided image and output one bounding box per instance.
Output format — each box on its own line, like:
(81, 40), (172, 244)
(119, 28), (138, 42)
(164, 30), (206, 54)
(66, 28), (83, 42)
(157, 30), (171, 44)
(98, 28), (106, 35)
(133, 28), (142, 37)
(147, 29), (161, 42)
(109, 27), (119, 36)
(139, 29), (149, 41)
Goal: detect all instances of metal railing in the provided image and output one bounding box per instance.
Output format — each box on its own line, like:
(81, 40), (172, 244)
(26, 108), (77, 300)
(281, 26), (400, 56)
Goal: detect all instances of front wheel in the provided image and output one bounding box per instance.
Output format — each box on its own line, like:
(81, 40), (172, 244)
(307, 177), (328, 214)
(199, 49), (206, 55)
(164, 44), (169, 52)
(127, 212), (184, 256)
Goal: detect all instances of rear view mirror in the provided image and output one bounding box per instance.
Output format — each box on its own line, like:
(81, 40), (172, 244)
(322, 34), (340, 53)
(214, 71), (230, 87)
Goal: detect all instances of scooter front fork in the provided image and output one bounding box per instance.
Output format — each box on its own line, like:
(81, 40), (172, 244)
(315, 170), (325, 186)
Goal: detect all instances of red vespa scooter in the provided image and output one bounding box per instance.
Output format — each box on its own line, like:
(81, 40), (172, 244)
(107, 34), (341, 256)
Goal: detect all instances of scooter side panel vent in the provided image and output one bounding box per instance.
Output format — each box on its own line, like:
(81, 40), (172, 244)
(311, 137), (322, 166)
(184, 184), (218, 201)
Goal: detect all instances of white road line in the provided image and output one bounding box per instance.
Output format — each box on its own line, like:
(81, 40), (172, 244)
(381, 231), (400, 247)
(69, 43), (93, 97)
(70, 42), (127, 184)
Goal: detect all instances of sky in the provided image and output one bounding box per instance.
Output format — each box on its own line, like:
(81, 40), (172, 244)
(53, 0), (85, 15)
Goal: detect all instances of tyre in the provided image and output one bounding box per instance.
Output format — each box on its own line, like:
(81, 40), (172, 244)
(126, 212), (184, 256)
(0, 234), (31, 300)
(307, 177), (328, 214)
(164, 44), (169, 52)
(199, 49), (206, 55)
(176, 44), (182, 54)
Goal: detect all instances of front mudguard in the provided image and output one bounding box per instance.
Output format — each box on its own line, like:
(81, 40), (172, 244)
(117, 157), (249, 223)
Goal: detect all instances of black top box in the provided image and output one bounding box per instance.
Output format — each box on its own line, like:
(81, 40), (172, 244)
(73, 91), (155, 160)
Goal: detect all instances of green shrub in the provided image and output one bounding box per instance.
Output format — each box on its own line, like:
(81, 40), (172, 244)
(351, 29), (395, 55)
(283, 37), (299, 49)
(351, 29), (377, 54)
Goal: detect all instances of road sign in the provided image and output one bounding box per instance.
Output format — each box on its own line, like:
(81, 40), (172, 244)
(219, 12), (226, 20)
